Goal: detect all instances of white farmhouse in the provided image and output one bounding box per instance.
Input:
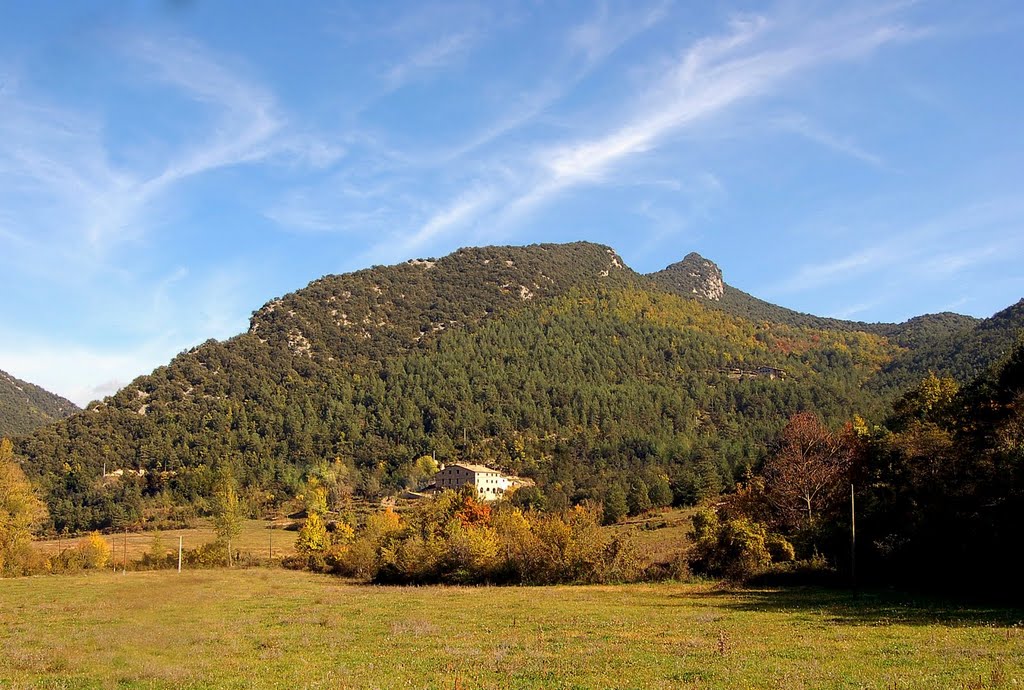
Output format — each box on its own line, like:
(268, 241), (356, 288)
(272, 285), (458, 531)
(432, 463), (511, 501)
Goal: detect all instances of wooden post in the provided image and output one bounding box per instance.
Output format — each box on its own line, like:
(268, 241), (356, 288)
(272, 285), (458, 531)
(123, 528), (128, 574)
(850, 483), (856, 588)
(178, 536), (182, 573)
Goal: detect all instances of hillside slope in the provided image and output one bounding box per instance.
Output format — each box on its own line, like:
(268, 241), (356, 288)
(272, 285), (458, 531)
(0, 369), (78, 437)
(13, 242), (1023, 532)
(869, 299), (1024, 393)
(648, 252), (1021, 386)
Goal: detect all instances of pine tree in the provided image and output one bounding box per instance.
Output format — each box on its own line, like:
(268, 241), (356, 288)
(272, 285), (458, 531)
(603, 483), (628, 525)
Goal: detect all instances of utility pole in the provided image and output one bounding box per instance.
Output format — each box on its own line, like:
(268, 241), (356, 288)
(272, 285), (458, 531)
(123, 528), (128, 574)
(269, 531), (273, 561)
(850, 483), (857, 588)
(178, 536), (182, 573)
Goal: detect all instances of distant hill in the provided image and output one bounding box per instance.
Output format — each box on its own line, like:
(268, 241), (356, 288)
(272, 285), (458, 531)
(13, 242), (1023, 533)
(648, 251), (981, 343)
(0, 369), (78, 437)
(647, 251), (1021, 390)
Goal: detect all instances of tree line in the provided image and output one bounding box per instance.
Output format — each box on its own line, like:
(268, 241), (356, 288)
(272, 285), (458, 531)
(688, 336), (1024, 596)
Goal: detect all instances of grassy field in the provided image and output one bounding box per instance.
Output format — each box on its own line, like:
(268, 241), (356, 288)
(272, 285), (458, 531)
(30, 506), (692, 569)
(1, 569), (1021, 689)
(605, 507), (696, 565)
(33, 519), (299, 564)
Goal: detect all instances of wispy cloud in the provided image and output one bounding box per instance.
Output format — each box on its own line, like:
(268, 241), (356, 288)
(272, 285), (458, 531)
(0, 34), (335, 258)
(401, 2), (673, 167)
(568, 0), (672, 66)
(345, 3), (932, 265)
(768, 197), (1024, 298)
(0, 36), (330, 400)
(0, 337), (179, 406)
(831, 300), (884, 320)
(771, 113), (887, 168)
(535, 9), (917, 190)
(475, 5), (926, 234)
(386, 32), (476, 88)
(774, 246), (890, 294)
(365, 188), (498, 263)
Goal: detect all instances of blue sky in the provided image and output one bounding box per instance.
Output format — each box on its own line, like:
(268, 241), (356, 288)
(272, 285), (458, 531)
(2, 1), (1022, 405)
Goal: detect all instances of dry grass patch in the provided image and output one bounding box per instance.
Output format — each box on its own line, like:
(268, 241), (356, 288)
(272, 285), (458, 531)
(33, 519), (298, 565)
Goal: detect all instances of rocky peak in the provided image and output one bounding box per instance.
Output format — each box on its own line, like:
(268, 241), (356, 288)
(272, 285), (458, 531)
(647, 252), (724, 301)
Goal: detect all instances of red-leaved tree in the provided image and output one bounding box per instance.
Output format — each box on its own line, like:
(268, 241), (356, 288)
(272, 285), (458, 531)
(762, 413), (853, 536)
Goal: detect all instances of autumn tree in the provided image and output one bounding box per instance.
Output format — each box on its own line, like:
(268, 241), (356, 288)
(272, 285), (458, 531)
(297, 477), (332, 560)
(296, 512), (330, 554)
(761, 413), (853, 539)
(77, 532), (112, 569)
(0, 438), (48, 576)
(303, 478), (329, 517)
(213, 473), (244, 565)
(889, 371), (959, 431)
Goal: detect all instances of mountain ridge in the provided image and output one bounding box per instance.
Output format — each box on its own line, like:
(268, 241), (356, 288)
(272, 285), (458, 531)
(12, 241), (1023, 533)
(0, 369), (79, 438)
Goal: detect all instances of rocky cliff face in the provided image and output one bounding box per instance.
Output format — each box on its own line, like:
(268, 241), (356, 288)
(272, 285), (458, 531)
(646, 252), (724, 301)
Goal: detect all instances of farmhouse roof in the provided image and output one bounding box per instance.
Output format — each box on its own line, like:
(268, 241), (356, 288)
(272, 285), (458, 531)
(446, 462), (501, 474)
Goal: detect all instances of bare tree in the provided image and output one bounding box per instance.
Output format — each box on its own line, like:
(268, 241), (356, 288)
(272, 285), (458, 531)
(762, 413), (852, 535)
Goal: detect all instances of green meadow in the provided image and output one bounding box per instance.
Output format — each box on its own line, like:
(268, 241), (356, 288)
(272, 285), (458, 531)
(1, 569), (1021, 689)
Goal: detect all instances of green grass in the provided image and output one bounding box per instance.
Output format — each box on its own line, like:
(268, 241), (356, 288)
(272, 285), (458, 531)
(1, 570), (1021, 689)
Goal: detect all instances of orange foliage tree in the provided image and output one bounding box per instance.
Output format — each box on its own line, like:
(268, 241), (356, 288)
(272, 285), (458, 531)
(761, 412), (853, 536)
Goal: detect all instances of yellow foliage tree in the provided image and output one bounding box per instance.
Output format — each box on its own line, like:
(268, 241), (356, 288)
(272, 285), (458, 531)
(213, 477), (244, 565)
(296, 512), (330, 554)
(77, 532), (111, 569)
(0, 438), (48, 576)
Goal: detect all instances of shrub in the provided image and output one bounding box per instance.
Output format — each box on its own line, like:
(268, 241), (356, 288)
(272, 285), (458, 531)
(689, 508), (793, 581)
(78, 532), (112, 569)
(296, 513), (330, 554)
(183, 540), (230, 568)
(766, 534), (796, 563)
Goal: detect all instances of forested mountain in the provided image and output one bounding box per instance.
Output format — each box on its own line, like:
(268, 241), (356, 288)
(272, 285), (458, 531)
(868, 299), (1024, 394)
(648, 252), (1022, 391)
(649, 252), (980, 347)
(0, 370), (78, 437)
(11, 242), (1024, 533)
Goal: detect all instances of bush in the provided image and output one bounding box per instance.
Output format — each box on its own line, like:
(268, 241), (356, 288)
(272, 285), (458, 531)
(688, 507), (794, 581)
(182, 540), (230, 568)
(747, 555), (842, 586)
(78, 532), (112, 569)
(766, 534), (796, 563)
(322, 492), (647, 585)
